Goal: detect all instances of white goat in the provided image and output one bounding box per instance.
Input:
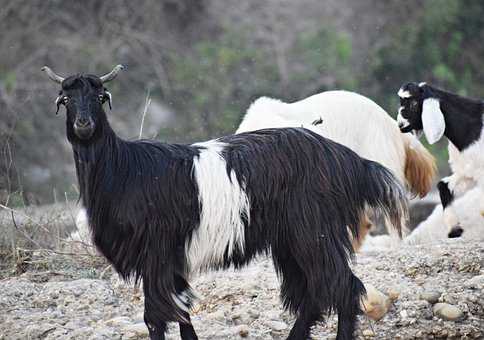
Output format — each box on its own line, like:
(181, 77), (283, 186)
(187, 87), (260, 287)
(397, 82), (484, 238)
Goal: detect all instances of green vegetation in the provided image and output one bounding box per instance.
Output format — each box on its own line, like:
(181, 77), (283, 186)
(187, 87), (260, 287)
(163, 24), (356, 141)
(369, 1), (484, 172)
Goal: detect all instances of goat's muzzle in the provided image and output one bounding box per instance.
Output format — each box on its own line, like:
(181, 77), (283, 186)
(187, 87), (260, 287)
(74, 116), (95, 140)
(398, 124), (413, 133)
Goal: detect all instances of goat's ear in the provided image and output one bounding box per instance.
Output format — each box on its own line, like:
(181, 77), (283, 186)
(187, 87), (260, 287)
(104, 90), (113, 110)
(55, 91), (63, 115)
(422, 98), (445, 144)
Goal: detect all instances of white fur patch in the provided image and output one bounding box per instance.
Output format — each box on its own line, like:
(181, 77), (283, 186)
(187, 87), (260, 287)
(398, 88), (412, 98)
(422, 98), (445, 144)
(171, 291), (194, 313)
(397, 110), (410, 129)
(188, 140), (250, 272)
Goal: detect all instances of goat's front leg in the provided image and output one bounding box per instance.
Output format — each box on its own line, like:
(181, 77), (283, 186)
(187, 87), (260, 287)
(174, 275), (198, 340)
(437, 175), (475, 238)
(143, 273), (199, 340)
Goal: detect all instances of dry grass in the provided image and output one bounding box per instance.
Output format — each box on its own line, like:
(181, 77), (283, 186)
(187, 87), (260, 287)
(0, 202), (108, 280)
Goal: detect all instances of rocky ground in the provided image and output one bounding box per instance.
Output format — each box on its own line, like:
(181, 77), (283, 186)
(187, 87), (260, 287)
(0, 239), (483, 339)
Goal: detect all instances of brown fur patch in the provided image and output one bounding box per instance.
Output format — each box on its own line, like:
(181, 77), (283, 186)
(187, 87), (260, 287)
(404, 137), (437, 198)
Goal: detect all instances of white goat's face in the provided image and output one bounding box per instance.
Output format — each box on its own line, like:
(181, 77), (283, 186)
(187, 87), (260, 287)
(397, 82), (424, 135)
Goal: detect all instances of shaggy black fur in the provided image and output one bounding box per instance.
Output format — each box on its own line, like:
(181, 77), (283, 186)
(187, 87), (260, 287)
(54, 73), (408, 340)
(399, 82), (484, 151)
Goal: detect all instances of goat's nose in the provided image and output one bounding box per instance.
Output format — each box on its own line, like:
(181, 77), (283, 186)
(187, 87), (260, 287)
(76, 117), (91, 127)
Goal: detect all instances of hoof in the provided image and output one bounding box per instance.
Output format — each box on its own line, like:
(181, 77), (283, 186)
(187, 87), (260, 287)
(448, 226), (464, 238)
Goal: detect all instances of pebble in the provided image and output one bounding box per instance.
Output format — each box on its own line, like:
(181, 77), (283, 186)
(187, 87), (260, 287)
(265, 320), (288, 332)
(105, 316), (132, 327)
(464, 275), (484, 289)
(206, 310), (225, 321)
(247, 309), (260, 319)
(433, 303), (464, 321)
(235, 324), (249, 337)
(263, 311), (281, 321)
(419, 291), (441, 304)
(362, 329), (375, 337)
(387, 287), (400, 301)
(122, 323), (149, 337)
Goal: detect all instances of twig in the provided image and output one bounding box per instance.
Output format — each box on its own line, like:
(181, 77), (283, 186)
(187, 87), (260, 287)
(10, 211), (45, 250)
(9, 211), (17, 262)
(16, 247), (96, 258)
(23, 270), (68, 277)
(99, 264), (112, 279)
(139, 90), (151, 139)
(10, 210), (18, 229)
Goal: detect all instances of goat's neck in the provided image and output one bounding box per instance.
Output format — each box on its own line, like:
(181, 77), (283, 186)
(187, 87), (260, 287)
(435, 89), (484, 151)
(71, 124), (122, 209)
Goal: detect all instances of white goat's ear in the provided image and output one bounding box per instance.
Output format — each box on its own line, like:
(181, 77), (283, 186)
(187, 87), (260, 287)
(422, 98), (445, 144)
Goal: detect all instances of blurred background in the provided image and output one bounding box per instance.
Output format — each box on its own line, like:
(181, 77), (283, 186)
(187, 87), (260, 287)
(1, 0), (484, 206)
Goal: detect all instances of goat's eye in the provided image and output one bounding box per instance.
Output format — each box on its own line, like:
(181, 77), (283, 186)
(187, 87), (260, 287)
(63, 97), (69, 105)
(98, 94), (104, 103)
(411, 100), (418, 108)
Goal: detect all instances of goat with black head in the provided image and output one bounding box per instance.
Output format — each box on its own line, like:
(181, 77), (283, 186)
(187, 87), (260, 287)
(43, 65), (408, 340)
(397, 82), (484, 238)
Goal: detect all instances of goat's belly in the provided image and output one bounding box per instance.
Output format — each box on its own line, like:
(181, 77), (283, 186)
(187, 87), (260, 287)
(185, 224), (246, 273)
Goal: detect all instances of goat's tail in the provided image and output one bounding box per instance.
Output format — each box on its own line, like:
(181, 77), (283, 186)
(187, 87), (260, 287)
(402, 133), (436, 198)
(361, 160), (409, 239)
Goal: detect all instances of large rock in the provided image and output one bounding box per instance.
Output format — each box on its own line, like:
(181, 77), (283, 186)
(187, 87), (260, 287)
(360, 284), (391, 321)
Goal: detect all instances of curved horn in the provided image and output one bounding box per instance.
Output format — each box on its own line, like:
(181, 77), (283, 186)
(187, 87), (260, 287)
(100, 64), (124, 83)
(41, 66), (65, 83)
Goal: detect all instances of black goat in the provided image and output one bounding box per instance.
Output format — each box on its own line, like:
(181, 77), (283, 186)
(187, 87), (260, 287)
(43, 65), (408, 340)
(397, 82), (484, 238)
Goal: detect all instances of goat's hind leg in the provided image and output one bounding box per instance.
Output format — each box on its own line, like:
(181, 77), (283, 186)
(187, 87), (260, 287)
(273, 252), (322, 340)
(438, 179), (463, 238)
(287, 302), (322, 340)
(438, 175), (476, 238)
